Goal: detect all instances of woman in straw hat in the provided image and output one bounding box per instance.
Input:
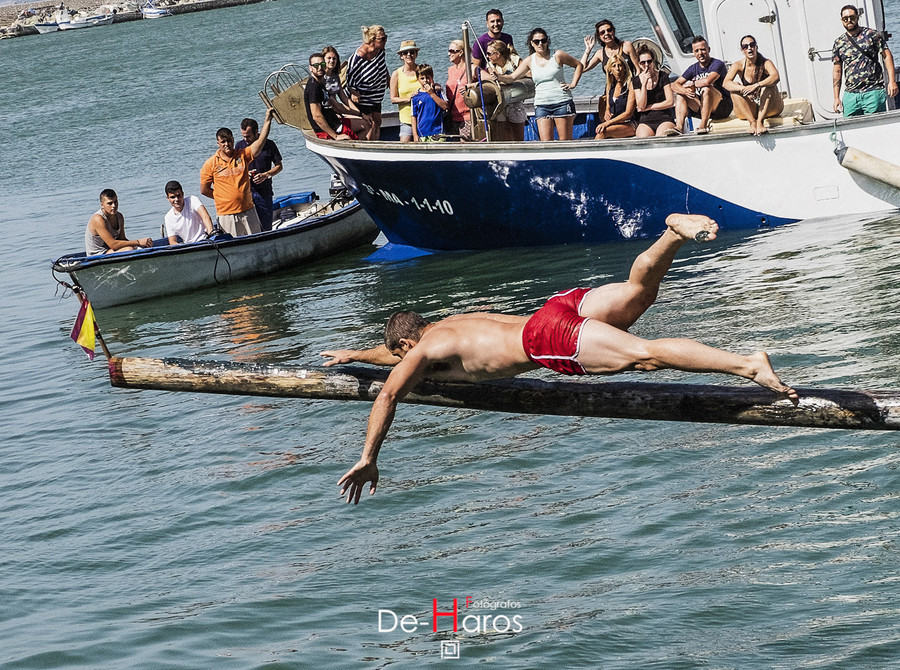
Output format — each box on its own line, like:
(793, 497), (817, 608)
(391, 40), (424, 143)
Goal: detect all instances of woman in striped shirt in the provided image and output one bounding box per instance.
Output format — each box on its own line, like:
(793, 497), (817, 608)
(346, 25), (390, 140)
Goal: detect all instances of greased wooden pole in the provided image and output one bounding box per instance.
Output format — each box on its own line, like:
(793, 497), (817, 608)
(108, 357), (900, 431)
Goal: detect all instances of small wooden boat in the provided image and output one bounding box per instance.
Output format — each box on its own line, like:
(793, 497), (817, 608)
(52, 191), (379, 308)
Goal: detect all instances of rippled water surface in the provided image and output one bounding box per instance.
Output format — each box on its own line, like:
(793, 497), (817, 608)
(3, 1), (900, 667)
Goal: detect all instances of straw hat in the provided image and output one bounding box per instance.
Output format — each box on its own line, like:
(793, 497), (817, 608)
(397, 40), (420, 54)
(632, 37), (667, 72)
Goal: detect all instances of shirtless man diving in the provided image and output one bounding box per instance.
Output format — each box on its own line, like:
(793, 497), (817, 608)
(321, 214), (799, 504)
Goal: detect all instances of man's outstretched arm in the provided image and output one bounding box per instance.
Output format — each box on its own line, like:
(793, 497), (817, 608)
(337, 349), (430, 504)
(321, 345), (400, 367)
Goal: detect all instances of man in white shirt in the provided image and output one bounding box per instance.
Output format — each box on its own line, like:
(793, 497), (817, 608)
(164, 180), (215, 244)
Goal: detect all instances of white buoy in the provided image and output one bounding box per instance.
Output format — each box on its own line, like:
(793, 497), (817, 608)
(836, 145), (900, 190)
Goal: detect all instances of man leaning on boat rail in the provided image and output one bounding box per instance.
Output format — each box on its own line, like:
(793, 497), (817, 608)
(84, 189), (151, 255)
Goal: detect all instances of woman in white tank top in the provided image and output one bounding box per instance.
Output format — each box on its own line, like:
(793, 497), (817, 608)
(491, 28), (584, 140)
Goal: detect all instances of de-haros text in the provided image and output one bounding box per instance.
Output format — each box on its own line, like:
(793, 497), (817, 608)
(378, 599), (523, 634)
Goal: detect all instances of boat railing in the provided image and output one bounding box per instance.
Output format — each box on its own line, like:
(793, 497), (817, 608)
(259, 63), (311, 130)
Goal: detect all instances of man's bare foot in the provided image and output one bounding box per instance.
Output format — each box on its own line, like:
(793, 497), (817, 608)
(748, 351), (799, 405)
(665, 213), (719, 242)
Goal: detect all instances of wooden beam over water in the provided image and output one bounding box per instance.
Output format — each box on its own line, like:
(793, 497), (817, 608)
(108, 356), (900, 431)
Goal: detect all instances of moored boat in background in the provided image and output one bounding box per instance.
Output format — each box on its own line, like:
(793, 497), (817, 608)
(140, 2), (173, 19)
(58, 13), (114, 30)
(34, 21), (61, 33)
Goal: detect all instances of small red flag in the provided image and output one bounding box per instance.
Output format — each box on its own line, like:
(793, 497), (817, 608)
(70, 298), (96, 360)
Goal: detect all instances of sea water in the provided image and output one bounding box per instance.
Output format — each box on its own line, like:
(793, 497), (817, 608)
(2, 1), (900, 667)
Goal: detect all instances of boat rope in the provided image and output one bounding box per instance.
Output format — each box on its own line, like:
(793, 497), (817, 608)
(205, 231), (233, 284)
(476, 69), (491, 140)
(830, 119), (845, 158)
(51, 268), (77, 299)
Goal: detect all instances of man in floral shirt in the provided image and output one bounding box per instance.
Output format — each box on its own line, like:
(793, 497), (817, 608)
(833, 4), (897, 116)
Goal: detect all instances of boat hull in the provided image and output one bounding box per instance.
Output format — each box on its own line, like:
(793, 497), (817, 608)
(58, 15), (113, 29)
(304, 111), (900, 250)
(53, 200), (378, 308)
(34, 23), (59, 33)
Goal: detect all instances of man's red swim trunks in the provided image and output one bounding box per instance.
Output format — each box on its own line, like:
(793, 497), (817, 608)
(522, 287), (593, 375)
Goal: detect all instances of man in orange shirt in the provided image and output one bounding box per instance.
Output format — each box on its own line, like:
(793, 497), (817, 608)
(200, 107), (276, 236)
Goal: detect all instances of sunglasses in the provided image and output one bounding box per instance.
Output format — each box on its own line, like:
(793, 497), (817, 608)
(532, 38), (549, 45)
(842, 14), (858, 22)
(598, 29), (614, 36)
(310, 62), (326, 69)
(639, 60), (653, 66)
(741, 41), (757, 50)
(448, 48), (461, 53)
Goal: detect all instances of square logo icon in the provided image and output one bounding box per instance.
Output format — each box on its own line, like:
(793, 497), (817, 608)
(440, 640), (460, 659)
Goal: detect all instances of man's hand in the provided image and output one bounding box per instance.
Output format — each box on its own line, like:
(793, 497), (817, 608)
(320, 350), (357, 366)
(338, 460), (379, 504)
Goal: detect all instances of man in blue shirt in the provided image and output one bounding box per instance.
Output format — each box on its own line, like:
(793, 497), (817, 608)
(235, 117), (283, 231)
(672, 36), (732, 134)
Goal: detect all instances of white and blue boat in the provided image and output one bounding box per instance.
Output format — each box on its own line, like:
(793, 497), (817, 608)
(52, 191), (378, 308)
(272, 0), (900, 251)
(57, 12), (114, 30)
(140, 2), (173, 19)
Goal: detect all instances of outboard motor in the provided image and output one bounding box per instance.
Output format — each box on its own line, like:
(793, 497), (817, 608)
(329, 173), (348, 198)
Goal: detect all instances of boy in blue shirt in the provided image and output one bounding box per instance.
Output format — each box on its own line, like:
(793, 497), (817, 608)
(411, 64), (449, 142)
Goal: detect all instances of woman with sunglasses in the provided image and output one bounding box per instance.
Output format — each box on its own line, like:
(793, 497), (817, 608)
(595, 54), (636, 139)
(581, 19), (639, 77)
(346, 25), (389, 140)
(445, 40), (472, 140)
(723, 35), (783, 135)
(391, 40), (424, 143)
(633, 45), (677, 137)
(492, 28), (583, 141)
(322, 46), (374, 139)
